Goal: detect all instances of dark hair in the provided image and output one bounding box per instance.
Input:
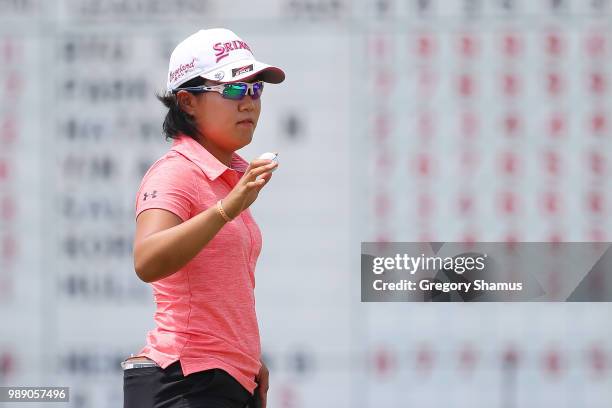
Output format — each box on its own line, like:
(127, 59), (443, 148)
(156, 76), (206, 141)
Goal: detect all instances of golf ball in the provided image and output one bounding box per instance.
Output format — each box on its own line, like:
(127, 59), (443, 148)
(258, 152), (278, 172)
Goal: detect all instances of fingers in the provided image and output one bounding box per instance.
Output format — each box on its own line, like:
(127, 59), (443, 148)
(255, 173), (273, 191)
(244, 159), (275, 177)
(257, 381), (268, 408)
(259, 171), (273, 183)
(244, 161), (277, 182)
(243, 171), (273, 194)
(246, 178), (266, 189)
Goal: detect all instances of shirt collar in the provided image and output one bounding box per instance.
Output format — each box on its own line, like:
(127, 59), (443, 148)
(170, 134), (249, 181)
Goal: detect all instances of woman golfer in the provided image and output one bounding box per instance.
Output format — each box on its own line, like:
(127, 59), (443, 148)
(122, 28), (285, 408)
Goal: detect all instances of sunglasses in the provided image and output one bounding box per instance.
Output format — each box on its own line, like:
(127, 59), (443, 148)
(173, 81), (264, 100)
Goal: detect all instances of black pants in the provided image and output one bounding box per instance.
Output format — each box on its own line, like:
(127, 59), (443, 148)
(124, 360), (258, 408)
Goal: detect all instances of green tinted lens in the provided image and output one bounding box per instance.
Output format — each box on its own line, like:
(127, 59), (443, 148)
(223, 83), (247, 99)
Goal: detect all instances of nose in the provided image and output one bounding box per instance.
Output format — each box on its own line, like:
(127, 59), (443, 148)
(238, 94), (256, 111)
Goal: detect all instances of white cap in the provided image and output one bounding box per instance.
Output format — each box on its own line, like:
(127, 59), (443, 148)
(167, 28), (285, 92)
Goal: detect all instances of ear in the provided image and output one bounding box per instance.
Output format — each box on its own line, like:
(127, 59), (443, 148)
(176, 91), (198, 116)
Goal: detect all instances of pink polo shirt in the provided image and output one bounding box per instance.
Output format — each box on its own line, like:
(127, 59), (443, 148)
(132, 134), (263, 394)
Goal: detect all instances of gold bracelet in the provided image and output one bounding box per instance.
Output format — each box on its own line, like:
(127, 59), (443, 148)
(216, 200), (232, 222)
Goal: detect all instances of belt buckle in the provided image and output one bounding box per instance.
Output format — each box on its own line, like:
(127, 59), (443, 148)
(121, 356), (159, 370)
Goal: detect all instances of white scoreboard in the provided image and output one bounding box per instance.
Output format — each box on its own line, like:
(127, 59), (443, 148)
(0, 1), (611, 407)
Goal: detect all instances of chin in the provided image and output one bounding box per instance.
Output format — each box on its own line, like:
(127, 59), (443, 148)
(234, 130), (254, 146)
(232, 137), (252, 151)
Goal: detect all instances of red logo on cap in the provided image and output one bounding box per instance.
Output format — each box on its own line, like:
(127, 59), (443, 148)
(169, 57), (197, 83)
(213, 41), (252, 63)
(232, 64), (253, 77)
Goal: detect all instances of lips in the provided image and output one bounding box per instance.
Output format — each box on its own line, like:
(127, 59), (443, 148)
(237, 119), (254, 125)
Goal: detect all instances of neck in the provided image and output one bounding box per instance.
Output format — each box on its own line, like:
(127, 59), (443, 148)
(197, 137), (233, 168)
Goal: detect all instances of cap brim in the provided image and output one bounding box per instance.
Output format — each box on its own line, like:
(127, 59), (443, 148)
(202, 59), (285, 84)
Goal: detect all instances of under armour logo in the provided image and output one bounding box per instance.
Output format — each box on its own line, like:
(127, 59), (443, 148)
(143, 190), (157, 201)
